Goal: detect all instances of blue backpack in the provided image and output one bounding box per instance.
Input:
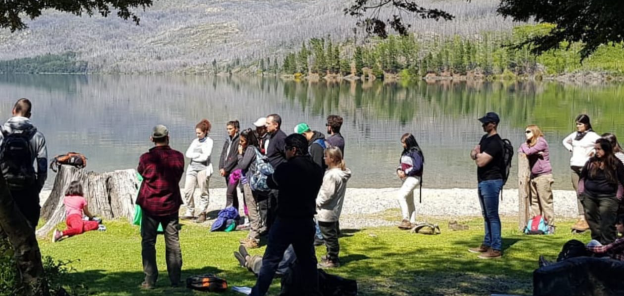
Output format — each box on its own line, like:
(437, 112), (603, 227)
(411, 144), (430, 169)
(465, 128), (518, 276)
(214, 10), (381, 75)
(524, 215), (549, 235)
(250, 147), (274, 191)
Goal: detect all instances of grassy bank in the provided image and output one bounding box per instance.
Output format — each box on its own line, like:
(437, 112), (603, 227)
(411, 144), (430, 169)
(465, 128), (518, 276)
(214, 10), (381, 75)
(38, 216), (589, 296)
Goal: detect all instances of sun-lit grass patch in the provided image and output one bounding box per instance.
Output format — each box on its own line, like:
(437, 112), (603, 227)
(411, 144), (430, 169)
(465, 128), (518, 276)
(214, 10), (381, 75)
(38, 217), (588, 295)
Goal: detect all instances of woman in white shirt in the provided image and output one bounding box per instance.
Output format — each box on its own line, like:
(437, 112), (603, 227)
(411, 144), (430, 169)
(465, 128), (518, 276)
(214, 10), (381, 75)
(182, 119), (214, 223)
(562, 114), (600, 232)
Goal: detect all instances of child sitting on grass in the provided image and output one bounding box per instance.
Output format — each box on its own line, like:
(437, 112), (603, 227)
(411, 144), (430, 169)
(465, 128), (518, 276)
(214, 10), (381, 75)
(53, 181), (104, 242)
(316, 147), (352, 268)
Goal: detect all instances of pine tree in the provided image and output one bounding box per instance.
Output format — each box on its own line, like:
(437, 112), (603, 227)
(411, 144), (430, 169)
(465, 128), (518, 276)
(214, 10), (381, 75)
(354, 46), (364, 76)
(298, 42), (309, 74)
(260, 59), (265, 72)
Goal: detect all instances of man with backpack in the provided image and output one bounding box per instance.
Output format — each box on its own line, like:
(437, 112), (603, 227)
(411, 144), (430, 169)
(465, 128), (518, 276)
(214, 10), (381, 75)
(294, 122), (327, 170)
(469, 112), (506, 259)
(263, 114), (287, 232)
(0, 98), (47, 229)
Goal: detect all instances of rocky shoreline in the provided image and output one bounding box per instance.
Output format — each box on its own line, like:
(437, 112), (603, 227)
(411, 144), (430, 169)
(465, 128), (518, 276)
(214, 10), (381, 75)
(40, 188), (579, 229)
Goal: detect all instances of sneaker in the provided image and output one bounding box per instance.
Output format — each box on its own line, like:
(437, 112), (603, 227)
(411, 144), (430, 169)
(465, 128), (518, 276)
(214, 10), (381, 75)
(478, 249), (502, 259)
(98, 225), (107, 231)
(139, 281), (155, 290)
(195, 213), (207, 223)
(572, 219), (589, 231)
(314, 237), (325, 246)
(238, 245), (250, 259)
(398, 219), (412, 230)
(538, 255), (552, 268)
(318, 257), (340, 268)
(468, 244), (490, 254)
(52, 230), (63, 243)
(234, 251), (246, 267)
(548, 225), (556, 235)
(242, 239), (259, 249)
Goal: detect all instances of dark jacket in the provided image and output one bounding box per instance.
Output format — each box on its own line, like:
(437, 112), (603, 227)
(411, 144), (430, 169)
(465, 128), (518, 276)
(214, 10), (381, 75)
(326, 133), (345, 156)
(237, 146), (258, 181)
(137, 146), (185, 217)
(308, 131), (327, 170)
(267, 155), (324, 219)
(266, 129), (287, 170)
(219, 133), (240, 174)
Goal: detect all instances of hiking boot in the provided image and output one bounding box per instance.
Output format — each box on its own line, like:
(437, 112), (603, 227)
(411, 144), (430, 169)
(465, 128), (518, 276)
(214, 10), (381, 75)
(52, 229), (63, 243)
(478, 249), (502, 259)
(195, 213), (206, 223)
(468, 244), (490, 254)
(572, 219), (589, 231)
(242, 239), (259, 249)
(318, 257), (340, 269)
(398, 219), (412, 230)
(538, 255), (552, 268)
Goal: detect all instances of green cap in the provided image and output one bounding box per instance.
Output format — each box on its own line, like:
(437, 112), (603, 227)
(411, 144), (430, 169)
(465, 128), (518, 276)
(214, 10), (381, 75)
(294, 123), (311, 134)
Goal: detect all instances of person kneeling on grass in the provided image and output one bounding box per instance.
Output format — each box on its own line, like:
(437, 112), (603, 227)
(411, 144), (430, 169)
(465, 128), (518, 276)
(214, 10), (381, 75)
(53, 180), (104, 242)
(539, 214), (624, 267)
(316, 147), (351, 268)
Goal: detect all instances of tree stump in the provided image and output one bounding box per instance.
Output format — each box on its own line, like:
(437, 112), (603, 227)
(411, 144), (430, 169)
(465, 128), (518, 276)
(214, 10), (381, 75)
(518, 153), (531, 231)
(36, 165), (139, 238)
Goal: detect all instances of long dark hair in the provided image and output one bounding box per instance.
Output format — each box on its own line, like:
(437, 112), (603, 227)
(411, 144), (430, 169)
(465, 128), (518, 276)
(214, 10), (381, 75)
(240, 128), (259, 149)
(602, 133), (623, 153)
(401, 133), (425, 163)
(588, 138), (619, 183)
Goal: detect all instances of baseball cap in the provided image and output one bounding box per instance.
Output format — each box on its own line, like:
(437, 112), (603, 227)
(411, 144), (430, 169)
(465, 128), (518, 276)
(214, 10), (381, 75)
(294, 123), (311, 134)
(253, 117), (267, 127)
(152, 124), (169, 139)
(478, 112), (500, 124)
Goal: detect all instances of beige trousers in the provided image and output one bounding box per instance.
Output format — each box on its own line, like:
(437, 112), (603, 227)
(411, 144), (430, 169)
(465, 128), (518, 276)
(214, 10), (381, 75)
(530, 174), (555, 226)
(183, 170), (210, 215)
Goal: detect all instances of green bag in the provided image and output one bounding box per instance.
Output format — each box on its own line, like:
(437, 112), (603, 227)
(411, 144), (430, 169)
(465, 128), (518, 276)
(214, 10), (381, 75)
(133, 173), (164, 233)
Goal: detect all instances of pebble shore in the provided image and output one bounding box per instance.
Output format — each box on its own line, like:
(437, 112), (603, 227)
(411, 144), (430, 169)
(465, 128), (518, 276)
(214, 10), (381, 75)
(40, 188), (579, 229)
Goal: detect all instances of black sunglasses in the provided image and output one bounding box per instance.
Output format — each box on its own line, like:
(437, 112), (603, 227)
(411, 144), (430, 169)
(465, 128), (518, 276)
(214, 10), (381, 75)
(525, 130), (532, 134)
(285, 145), (294, 151)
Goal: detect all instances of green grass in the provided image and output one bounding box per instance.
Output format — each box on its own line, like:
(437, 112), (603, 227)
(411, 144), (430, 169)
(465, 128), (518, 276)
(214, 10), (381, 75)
(38, 216), (590, 296)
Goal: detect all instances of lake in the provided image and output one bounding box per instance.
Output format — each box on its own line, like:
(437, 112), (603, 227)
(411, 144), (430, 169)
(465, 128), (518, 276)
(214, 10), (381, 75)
(0, 74), (623, 190)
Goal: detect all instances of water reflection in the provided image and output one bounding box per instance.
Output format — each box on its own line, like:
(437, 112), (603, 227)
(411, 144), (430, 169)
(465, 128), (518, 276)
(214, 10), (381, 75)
(0, 74), (622, 190)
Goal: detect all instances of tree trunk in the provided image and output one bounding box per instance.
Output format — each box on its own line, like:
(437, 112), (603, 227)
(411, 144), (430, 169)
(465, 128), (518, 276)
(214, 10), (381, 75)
(37, 165), (139, 238)
(0, 172), (48, 295)
(518, 153), (531, 232)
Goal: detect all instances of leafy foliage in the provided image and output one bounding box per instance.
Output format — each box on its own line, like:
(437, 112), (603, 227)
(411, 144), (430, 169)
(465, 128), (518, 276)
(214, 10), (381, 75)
(345, 0), (455, 38)
(0, 0), (152, 32)
(497, 0), (624, 60)
(0, 53), (88, 74)
(0, 238), (87, 296)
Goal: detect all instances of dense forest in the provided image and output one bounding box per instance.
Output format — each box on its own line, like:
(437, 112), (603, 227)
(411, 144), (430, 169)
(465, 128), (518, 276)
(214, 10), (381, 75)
(269, 24), (624, 80)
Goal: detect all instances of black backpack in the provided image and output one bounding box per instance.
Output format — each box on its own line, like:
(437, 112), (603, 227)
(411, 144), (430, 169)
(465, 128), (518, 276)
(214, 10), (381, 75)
(0, 131), (35, 189)
(500, 138), (514, 186)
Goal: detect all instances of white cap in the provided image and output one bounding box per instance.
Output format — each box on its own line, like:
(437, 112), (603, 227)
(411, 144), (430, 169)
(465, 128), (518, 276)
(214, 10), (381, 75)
(253, 117), (267, 127)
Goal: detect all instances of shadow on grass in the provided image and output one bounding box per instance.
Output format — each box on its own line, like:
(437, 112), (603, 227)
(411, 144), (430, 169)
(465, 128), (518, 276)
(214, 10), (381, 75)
(65, 266), (254, 295)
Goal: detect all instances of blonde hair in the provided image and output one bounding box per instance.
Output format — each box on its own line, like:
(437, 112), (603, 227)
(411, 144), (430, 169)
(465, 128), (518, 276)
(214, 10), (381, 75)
(325, 147), (346, 170)
(526, 125), (544, 147)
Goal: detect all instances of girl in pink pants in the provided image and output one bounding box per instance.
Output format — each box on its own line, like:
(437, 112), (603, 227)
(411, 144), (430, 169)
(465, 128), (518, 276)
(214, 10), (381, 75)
(52, 181), (101, 242)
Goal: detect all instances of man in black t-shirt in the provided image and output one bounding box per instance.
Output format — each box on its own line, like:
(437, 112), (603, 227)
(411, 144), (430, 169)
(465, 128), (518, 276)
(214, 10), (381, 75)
(469, 112), (504, 259)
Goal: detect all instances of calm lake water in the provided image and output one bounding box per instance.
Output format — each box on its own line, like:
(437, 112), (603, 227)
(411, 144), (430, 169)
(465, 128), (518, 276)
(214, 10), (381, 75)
(0, 74), (623, 190)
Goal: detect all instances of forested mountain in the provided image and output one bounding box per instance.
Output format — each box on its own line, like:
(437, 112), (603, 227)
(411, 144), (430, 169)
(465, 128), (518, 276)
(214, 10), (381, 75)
(0, 0), (520, 73)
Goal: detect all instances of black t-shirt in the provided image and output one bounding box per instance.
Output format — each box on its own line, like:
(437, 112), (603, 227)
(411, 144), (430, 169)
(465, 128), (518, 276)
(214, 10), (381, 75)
(477, 134), (503, 182)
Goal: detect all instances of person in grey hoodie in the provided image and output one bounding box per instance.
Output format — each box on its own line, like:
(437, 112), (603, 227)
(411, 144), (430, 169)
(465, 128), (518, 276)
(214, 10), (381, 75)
(0, 98), (47, 229)
(519, 125), (555, 233)
(316, 147), (351, 268)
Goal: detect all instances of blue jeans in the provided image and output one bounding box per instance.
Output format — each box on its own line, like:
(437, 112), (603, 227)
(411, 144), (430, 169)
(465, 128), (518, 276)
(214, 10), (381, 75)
(250, 217), (320, 296)
(478, 179), (503, 251)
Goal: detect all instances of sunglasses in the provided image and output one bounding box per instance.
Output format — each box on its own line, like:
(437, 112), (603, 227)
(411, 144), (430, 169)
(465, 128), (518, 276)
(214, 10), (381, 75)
(285, 145), (294, 151)
(525, 130), (532, 134)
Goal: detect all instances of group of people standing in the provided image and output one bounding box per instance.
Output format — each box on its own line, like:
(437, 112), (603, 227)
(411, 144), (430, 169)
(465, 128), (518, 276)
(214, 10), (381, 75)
(134, 113), (351, 295)
(459, 112), (624, 261)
